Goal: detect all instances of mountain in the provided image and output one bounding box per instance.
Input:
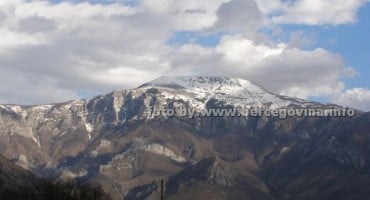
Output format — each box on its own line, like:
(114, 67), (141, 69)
(142, 76), (323, 109)
(0, 76), (369, 200)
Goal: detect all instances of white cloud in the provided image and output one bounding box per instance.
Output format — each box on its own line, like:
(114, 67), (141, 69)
(332, 88), (370, 111)
(256, 0), (368, 25)
(0, 68), (78, 105)
(213, 0), (263, 32)
(140, 0), (229, 31)
(288, 31), (317, 49)
(216, 35), (285, 65)
(0, 29), (44, 47)
(0, 0), (232, 104)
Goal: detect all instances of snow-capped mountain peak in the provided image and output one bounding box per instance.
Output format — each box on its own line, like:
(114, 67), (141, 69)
(140, 75), (309, 109)
(143, 75), (250, 90)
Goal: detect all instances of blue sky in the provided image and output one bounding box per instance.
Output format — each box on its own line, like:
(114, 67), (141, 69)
(0, 0), (369, 110)
(318, 4), (370, 89)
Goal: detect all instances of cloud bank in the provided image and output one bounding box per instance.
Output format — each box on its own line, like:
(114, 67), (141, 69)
(0, 0), (368, 111)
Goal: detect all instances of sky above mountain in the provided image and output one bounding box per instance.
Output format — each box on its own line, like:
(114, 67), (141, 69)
(0, 0), (369, 111)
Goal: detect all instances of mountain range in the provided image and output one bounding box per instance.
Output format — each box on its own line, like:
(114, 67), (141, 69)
(0, 76), (369, 200)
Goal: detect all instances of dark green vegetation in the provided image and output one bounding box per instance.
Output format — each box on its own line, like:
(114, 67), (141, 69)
(0, 154), (111, 200)
(0, 179), (112, 200)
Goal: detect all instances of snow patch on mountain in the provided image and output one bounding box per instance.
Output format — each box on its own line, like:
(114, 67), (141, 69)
(144, 76), (299, 109)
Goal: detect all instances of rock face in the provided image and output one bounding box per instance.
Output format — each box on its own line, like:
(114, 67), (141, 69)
(0, 76), (369, 200)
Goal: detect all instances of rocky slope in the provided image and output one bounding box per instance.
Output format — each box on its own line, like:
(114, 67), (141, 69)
(0, 154), (36, 188)
(0, 76), (368, 200)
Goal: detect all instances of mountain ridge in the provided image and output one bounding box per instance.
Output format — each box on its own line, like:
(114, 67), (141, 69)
(0, 75), (368, 200)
